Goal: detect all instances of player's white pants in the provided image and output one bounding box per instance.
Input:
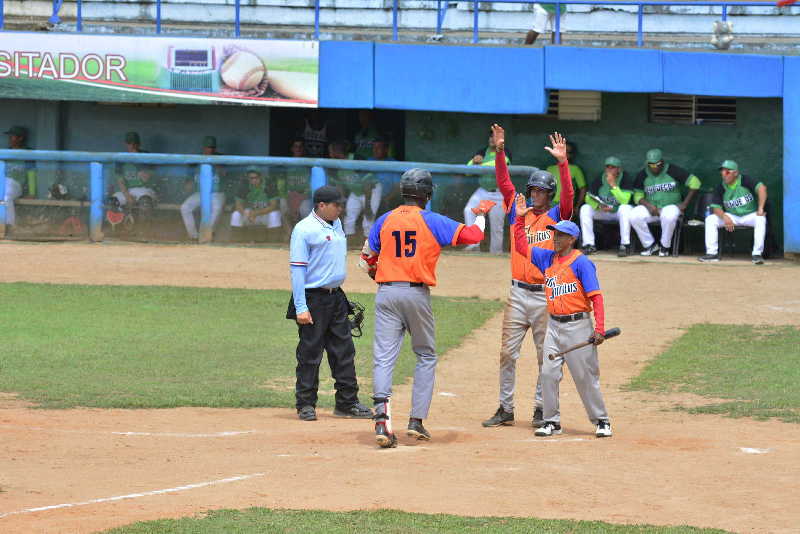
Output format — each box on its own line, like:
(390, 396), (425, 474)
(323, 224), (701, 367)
(704, 212), (766, 255)
(113, 187), (157, 207)
(531, 3), (557, 33)
(180, 192), (226, 239)
(344, 184), (382, 236)
(579, 203), (633, 247)
(3, 177), (22, 226)
(230, 209), (282, 228)
(464, 188), (505, 253)
(630, 203), (681, 249)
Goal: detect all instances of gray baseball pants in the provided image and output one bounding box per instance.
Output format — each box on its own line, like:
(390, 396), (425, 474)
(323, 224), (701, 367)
(372, 283), (437, 420)
(498, 285), (547, 413)
(541, 316), (608, 425)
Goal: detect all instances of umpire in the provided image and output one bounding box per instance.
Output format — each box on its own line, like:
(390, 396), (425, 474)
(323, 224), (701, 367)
(287, 185), (373, 422)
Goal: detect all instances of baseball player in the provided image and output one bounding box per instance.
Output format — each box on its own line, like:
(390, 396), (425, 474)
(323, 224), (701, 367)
(328, 141), (381, 238)
(630, 148), (701, 257)
(579, 156), (634, 257)
(180, 136), (226, 240)
(113, 132), (156, 209)
(3, 125), (36, 228)
(360, 168), (495, 448)
(481, 125), (574, 430)
(512, 195), (611, 438)
(230, 166), (281, 230)
(698, 160), (768, 264)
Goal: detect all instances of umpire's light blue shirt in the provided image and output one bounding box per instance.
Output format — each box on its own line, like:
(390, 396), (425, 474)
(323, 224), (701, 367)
(289, 210), (348, 314)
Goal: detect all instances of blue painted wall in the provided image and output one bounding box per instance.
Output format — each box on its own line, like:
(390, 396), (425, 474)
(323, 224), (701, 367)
(783, 57), (799, 254)
(545, 47), (663, 93)
(662, 51), (784, 97)
(319, 40), (374, 109)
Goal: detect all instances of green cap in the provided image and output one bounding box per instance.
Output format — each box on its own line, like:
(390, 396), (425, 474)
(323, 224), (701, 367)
(604, 156), (622, 168)
(124, 131), (141, 144)
(719, 160), (738, 171)
(4, 125), (27, 137)
(645, 148), (663, 164)
(245, 165), (261, 175)
(203, 136), (217, 148)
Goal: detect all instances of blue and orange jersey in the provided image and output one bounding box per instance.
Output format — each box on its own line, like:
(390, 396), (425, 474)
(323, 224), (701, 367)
(528, 248), (601, 315)
(507, 203), (561, 284)
(369, 205), (465, 287)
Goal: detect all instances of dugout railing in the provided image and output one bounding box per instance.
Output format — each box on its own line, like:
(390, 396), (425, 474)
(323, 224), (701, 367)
(0, 149), (537, 246)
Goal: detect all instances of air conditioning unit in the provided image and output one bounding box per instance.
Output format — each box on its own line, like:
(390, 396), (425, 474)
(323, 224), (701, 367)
(166, 46), (220, 92)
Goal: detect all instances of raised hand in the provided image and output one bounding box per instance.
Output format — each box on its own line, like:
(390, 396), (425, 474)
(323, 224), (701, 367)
(514, 193), (532, 217)
(471, 199), (497, 216)
(491, 123), (505, 151)
(544, 132), (568, 163)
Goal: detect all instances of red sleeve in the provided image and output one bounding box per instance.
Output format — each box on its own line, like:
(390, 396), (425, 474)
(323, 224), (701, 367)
(589, 293), (604, 334)
(455, 223), (484, 245)
(557, 160), (574, 221)
(495, 148), (517, 209)
(513, 215), (530, 257)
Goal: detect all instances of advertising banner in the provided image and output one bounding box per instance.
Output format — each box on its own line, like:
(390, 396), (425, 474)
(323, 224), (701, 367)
(0, 33), (318, 107)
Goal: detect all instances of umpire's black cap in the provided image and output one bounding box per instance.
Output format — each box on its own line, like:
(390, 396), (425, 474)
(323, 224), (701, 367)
(313, 185), (345, 204)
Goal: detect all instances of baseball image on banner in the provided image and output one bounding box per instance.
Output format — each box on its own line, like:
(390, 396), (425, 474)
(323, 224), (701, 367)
(0, 33), (318, 107)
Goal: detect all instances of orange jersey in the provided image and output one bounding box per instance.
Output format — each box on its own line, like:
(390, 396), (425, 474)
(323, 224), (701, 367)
(528, 248), (601, 315)
(370, 205), (464, 287)
(508, 205), (561, 284)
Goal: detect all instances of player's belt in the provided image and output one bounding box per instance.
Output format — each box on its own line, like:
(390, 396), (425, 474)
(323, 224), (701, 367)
(512, 280), (543, 292)
(306, 286), (341, 294)
(379, 282), (425, 287)
(550, 312), (587, 323)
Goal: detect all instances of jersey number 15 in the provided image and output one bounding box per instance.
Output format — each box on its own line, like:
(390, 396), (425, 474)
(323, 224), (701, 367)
(391, 230), (417, 257)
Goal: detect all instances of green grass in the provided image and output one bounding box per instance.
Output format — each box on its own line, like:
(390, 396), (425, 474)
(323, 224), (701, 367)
(0, 283), (501, 409)
(100, 508), (732, 534)
(627, 324), (800, 423)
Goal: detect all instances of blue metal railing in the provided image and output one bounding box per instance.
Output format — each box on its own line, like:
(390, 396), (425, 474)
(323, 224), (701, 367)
(5, 0), (794, 46)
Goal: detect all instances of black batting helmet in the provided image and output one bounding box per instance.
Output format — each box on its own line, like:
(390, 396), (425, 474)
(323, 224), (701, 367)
(526, 169), (555, 196)
(400, 168), (434, 199)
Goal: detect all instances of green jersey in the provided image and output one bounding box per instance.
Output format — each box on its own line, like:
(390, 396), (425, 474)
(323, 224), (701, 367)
(332, 169), (372, 196)
(468, 146), (511, 191)
(236, 182), (271, 208)
(282, 167), (310, 195)
(710, 174), (762, 217)
(548, 163), (586, 206)
(6, 153), (36, 196)
(633, 163), (701, 209)
(586, 171), (633, 213)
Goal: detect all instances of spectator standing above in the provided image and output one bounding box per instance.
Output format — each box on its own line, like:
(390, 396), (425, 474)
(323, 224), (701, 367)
(230, 166), (281, 232)
(180, 136), (226, 241)
(352, 110), (383, 161)
(3, 125), (36, 229)
(579, 156), (634, 257)
(630, 148), (701, 257)
(547, 141), (586, 219)
(525, 3), (564, 45)
(463, 127), (511, 253)
(302, 111), (328, 158)
(698, 160), (767, 265)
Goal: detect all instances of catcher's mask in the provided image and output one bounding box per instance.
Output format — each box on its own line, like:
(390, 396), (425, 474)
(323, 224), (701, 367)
(347, 300), (365, 338)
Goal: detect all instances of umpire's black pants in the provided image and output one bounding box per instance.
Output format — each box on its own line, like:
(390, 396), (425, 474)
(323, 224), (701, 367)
(294, 288), (359, 410)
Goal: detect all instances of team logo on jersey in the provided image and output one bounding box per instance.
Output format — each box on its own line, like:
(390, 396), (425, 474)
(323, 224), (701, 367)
(644, 182), (676, 195)
(724, 193), (754, 210)
(525, 225), (552, 244)
(545, 275), (578, 300)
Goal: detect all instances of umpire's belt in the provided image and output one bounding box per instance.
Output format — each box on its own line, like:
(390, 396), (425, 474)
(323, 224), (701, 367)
(305, 286), (340, 294)
(550, 312), (587, 323)
(379, 282), (424, 287)
(512, 280), (543, 292)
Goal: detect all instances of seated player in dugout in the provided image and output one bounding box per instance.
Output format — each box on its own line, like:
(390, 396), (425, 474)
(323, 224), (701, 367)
(512, 196), (612, 439)
(112, 131), (156, 210)
(481, 125), (574, 431)
(698, 160), (768, 265)
(630, 148), (701, 257)
(579, 156), (635, 257)
(358, 169), (497, 448)
(180, 136), (226, 240)
(230, 166), (282, 231)
(3, 125), (36, 231)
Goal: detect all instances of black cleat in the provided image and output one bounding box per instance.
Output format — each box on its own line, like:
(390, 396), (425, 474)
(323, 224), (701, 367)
(297, 405), (317, 421)
(534, 421), (562, 437)
(698, 254), (720, 263)
(617, 244), (630, 257)
(581, 245), (597, 255)
(532, 407), (544, 428)
(375, 422), (397, 448)
(482, 406), (515, 427)
(407, 418), (431, 440)
(752, 254), (764, 265)
(595, 419), (613, 438)
(333, 402), (373, 419)
(640, 242), (660, 256)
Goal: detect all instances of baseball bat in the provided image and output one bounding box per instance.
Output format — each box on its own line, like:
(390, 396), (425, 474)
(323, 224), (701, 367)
(547, 327), (621, 360)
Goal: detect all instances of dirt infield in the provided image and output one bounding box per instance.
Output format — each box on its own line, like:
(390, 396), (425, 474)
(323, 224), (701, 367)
(1, 242), (799, 534)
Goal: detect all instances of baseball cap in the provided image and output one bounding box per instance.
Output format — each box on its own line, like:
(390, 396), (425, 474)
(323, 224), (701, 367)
(124, 131), (141, 144)
(313, 185), (345, 204)
(4, 125), (27, 137)
(203, 135), (217, 148)
(604, 156), (622, 168)
(719, 160), (738, 171)
(546, 220), (580, 238)
(245, 165), (261, 175)
(645, 148), (663, 164)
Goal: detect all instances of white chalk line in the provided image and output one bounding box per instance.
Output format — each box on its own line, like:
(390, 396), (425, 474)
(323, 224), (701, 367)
(0, 473), (265, 520)
(0, 425), (256, 438)
(514, 438), (590, 443)
(739, 447), (770, 454)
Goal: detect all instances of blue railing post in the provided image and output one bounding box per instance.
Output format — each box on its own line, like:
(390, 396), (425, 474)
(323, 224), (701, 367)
(722, 4), (728, 21)
(555, 2), (562, 44)
(314, 0), (320, 39)
(0, 0), (4, 31)
(473, 0), (479, 43)
(637, 4), (644, 47)
(156, 0), (162, 34)
(49, 0), (62, 25)
(198, 163), (213, 243)
(235, 0), (241, 37)
(89, 162), (104, 242)
(310, 166), (327, 195)
(77, 0), (83, 32)
(436, 0), (443, 34)
(393, 0), (399, 41)
(0, 161), (7, 237)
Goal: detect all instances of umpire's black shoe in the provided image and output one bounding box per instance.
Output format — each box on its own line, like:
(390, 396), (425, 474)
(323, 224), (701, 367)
(407, 418), (431, 440)
(617, 244), (631, 257)
(297, 405), (317, 421)
(333, 402), (373, 419)
(698, 253), (720, 263)
(482, 406), (514, 427)
(532, 407), (544, 428)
